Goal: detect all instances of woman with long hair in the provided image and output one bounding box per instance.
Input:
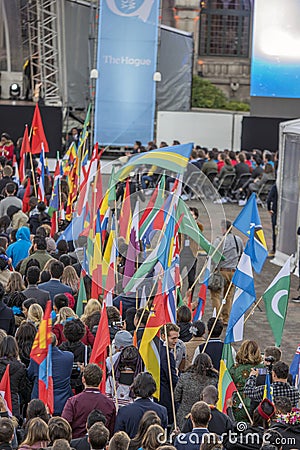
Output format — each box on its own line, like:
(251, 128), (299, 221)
(0, 335), (27, 418)
(140, 424), (165, 450)
(15, 321), (37, 367)
(27, 304), (44, 329)
(129, 411), (161, 450)
(5, 272), (26, 295)
(174, 353), (218, 429)
(19, 417), (49, 450)
(230, 340), (263, 422)
(61, 266), (79, 296)
(80, 299), (102, 324)
(5, 291), (27, 328)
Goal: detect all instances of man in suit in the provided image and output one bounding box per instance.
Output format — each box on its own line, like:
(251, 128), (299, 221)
(159, 323), (179, 425)
(62, 364), (116, 439)
(114, 372), (168, 438)
(39, 260), (72, 303)
(28, 334), (74, 415)
(71, 409), (106, 450)
(174, 402), (211, 450)
(22, 266), (50, 311)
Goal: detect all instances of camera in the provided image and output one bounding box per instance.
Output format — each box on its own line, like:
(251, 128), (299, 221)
(265, 355), (275, 374)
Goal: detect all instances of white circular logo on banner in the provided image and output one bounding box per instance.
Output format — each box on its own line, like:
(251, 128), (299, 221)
(106, 0), (155, 22)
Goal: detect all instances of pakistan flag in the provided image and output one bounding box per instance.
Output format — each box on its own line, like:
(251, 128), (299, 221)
(263, 257), (291, 347)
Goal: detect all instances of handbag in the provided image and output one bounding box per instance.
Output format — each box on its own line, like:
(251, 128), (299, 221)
(208, 269), (224, 291)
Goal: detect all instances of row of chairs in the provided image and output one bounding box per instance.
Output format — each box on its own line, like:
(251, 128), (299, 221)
(184, 170), (275, 207)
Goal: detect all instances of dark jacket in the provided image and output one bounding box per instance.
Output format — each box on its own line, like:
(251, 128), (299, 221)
(174, 428), (210, 450)
(62, 388), (116, 439)
(28, 346), (74, 415)
(178, 322), (192, 342)
(235, 162), (250, 179)
(271, 423), (300, 450)
(267, 184), (278, 215)
(223, 425), (263, 449)
(38, 279), (73, 303)
(22, 285), (50, 311)
(59, 341), (90, 364)
(0, 357), (27, 418)
(198, 339), (224, 371)
(71, 435), (89, 450)
(182, 406), (233, 436)
(114, 398), (168, 438)
(0, 302), (15, 335)
(159, 344), (178, 424)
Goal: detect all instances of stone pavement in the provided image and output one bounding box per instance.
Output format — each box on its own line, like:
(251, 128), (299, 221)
(187, 199), (300, 365)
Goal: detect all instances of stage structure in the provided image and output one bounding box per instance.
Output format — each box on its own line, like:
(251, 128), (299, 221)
(274, 119), (300, 272)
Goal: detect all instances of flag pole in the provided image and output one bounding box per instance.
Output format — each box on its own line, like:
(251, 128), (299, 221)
(235, 390), (253, 424)
(109, 344), (119, 412)
(164, 324), (177, 430)
(201, 281), (233, 353)
(244, 296), (263, 324)
(188, 225), (233, 296)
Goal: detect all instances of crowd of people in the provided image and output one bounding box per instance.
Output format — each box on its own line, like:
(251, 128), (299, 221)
(0, 134), (298, 450)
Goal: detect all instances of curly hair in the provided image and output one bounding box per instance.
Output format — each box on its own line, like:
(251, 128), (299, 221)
(189, 353), (218, 378)
(236, 340), (262, 366)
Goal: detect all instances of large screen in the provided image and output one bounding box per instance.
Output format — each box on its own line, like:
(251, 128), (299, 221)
(251, 0), (300, 98)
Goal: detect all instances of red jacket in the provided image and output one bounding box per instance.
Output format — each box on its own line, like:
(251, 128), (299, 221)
(53, 323), (95, 347)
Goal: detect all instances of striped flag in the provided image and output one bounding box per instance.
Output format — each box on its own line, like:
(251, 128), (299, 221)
(37, 145), (46, 202)
(225, 228), (256, 344)
(119, 178), (132, 244)
(290, 344), (300, 388)
(30, 301), (53, 414)
(139, 280), (167, 399)
(263, 372), (273, 402)
(193, 257), (211, 321)
(217, 344), (237, 413)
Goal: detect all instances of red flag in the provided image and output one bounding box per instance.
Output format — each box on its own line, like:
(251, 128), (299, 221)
(31, 103), (49, 154)
(50, 211), (58, 238)
(22, 178), (31, 213)
(0, 365), (12, 415)
(19, 125), (30, 182)
(90, 303), (110, 393)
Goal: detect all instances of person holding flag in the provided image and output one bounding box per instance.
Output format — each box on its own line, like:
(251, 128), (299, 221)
(209, 220), (243, 325)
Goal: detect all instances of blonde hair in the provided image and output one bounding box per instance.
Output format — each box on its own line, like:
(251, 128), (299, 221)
(43, 258), (54, 273)
(21, 417), (49, 446)
(41, 224), (51, 237)
(28, 304), (44, 328)
(81, 299), (101, 323)
(57, 307), (77, 324)
(236, 340), (262, 365)
(141, 424), (165, 450)
(61, 266), (79, 293)
(6, 272), (26, 293)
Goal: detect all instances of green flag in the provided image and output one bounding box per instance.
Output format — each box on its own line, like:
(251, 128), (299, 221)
(177, 288), (184, 307)
(263, 257), (291, 347)
(76, 274), (87, 317)
(108, 166), (116, 204)
(139, 175), (165, 237)
(176, 198), (224, 264)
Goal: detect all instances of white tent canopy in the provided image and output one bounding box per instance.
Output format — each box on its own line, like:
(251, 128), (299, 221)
(273, 119), (300, 274)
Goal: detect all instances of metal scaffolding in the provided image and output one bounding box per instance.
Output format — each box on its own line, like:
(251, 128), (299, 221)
(26, 0), (62, 106)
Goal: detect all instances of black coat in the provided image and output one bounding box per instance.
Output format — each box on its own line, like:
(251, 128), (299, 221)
(0, 357), (27, 418)
(59, 341), (90, 364)
(71, 436), (89, 450)
(270, 423), (300, 450)
(159, 344), (178, 424)
(178, 322), (192, 342)
(182, 406), (233, 436)
(22, 285), (50, 311)
(0, 302), (14, 335)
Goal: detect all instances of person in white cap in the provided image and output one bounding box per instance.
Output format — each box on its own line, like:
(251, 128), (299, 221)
(106, 330), (133, 372)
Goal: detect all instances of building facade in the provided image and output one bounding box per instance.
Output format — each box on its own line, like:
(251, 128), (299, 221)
(162, 0), (252, 102)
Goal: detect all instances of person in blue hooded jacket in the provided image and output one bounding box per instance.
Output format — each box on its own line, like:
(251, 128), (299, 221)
(6, 226), (32, 267)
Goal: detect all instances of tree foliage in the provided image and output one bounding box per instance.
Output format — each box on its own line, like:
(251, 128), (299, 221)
(192, 76), (250, 112)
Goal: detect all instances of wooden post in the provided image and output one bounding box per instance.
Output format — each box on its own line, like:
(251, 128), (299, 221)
(244, 296), (263, 324)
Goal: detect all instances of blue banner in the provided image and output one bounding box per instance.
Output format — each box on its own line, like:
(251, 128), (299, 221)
(94, 0), (159, 146)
